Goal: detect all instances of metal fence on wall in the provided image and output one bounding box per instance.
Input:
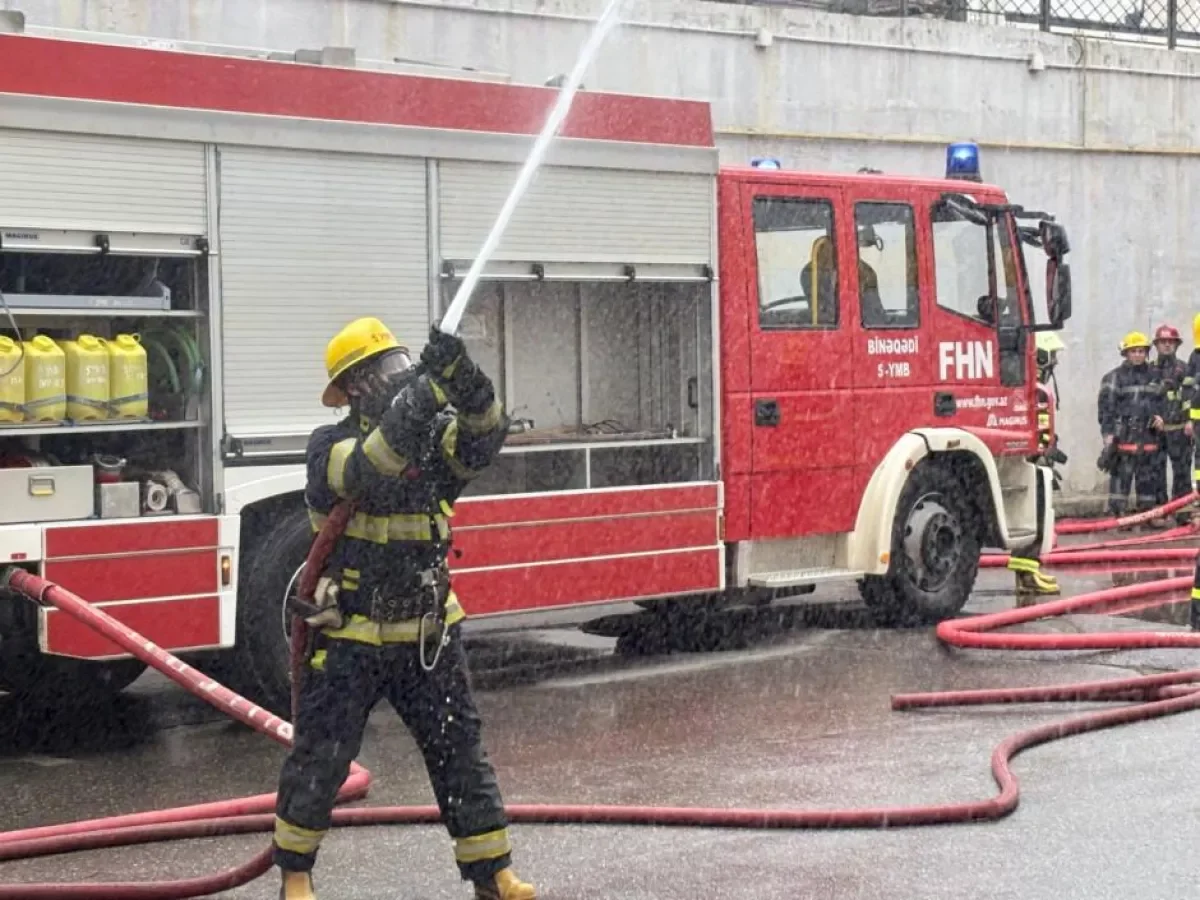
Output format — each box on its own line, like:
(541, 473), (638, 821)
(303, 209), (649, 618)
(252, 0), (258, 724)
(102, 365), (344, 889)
(708, 0), (1200, 48)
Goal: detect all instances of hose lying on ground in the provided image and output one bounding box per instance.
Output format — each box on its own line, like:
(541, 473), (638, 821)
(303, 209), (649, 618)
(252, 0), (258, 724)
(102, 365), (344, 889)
(2, 494), (1200, 898)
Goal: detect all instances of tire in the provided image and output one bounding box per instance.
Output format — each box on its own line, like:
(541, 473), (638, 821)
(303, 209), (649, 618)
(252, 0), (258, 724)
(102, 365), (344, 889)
(230, 504), (313, 717)
(0, 642), (146, 706)
(859, 462), (980, 627)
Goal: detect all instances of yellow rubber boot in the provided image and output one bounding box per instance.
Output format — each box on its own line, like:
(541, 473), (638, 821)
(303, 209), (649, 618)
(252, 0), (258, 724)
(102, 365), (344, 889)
(280, 871), (317, 900)
(474, 867), (537, 900)
(1014, 569), (1060, 607)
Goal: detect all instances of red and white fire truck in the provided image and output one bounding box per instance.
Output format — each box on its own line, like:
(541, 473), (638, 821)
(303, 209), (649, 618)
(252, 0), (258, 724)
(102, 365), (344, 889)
(0, 26), (1071, 711)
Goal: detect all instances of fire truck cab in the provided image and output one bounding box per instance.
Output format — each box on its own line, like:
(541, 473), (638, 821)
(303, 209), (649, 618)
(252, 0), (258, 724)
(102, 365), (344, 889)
(0, 27), (1070, 713)
(719, 154), (1072, 624)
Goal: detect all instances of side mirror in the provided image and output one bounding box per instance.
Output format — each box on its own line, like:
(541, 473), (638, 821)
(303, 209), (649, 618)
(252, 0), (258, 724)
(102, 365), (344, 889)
(1047, 259), (1072, 327)
(1040, 221), (1070, 259)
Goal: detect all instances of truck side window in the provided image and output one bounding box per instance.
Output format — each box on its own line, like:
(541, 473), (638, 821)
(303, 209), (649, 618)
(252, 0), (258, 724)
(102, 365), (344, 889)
(992, 220), (1023, 330)
(855, 202), (918, 329)
(931, 201), (1015, 325)
(753, 196), (838, 330)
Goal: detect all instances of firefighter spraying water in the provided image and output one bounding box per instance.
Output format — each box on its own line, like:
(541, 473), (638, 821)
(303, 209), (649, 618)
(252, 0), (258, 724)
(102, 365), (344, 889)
(276, 321), (526, 900)
(274, 4), (624, 897)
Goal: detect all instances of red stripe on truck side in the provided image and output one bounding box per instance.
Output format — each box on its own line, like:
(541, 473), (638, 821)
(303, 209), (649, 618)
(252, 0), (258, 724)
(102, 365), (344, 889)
(454, 484), (720, 528)
(45, 519), (219, 558)
(451, 509), (719, 569)
(452, 547), (722, 616)
(43, 551), (218, 603)
(0, 35), (715, 148)
(42, 595), (220, 659)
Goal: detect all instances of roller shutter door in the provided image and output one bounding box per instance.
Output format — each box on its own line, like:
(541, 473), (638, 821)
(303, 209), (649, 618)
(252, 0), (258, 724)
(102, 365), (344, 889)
(439, 161), (711, 265)
(0, 129), (206, 234)
(218, 147), (428, 438)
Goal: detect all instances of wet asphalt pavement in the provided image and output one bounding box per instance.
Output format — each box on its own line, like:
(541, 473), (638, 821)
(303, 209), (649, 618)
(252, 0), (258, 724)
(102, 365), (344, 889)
(4, 559), (1200, 899)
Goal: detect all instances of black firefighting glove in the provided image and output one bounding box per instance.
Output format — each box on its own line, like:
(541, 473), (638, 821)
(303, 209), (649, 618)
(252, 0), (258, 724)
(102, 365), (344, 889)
(420, 326), (491, 413)
(380, 373), (442, 457)
(421, 327), (466, 376)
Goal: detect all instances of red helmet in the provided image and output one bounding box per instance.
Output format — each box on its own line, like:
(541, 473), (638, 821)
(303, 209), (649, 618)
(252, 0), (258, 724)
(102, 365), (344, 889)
(1154, 324), (1182, 343)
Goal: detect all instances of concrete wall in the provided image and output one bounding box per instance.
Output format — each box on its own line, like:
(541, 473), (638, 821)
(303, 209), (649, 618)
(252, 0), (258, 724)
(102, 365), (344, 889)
(7, 0), (1200, 503)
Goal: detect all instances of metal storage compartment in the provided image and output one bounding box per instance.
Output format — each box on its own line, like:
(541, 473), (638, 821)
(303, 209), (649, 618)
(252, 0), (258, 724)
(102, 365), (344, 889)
(0, 464), (95, 524)
(218, 146), (430, 441)
(0, 129), (207, 234)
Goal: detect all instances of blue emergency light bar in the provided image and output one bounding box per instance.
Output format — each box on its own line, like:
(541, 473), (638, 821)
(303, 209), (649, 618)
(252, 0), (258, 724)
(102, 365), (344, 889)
(945, 142), (982, 182)
(750, 157), (782, 170)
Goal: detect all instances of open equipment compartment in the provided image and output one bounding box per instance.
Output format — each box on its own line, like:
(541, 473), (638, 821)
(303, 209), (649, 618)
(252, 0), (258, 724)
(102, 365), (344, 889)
(0, 223), (214, 523)
(444, 275), (715, 498)
(435, 154), (718, 502)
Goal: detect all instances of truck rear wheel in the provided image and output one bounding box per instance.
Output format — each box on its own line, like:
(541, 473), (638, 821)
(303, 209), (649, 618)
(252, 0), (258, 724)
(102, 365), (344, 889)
(231, 504), (312, 716)
(859, 462), (980, 626)
(0, 586), (146, 705)
(0, 643), (145, 706)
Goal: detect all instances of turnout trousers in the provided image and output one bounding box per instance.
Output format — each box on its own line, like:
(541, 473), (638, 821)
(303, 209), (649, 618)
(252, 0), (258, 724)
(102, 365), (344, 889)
(1108, 449), (1162, 516)
(273, 625), (512, 882)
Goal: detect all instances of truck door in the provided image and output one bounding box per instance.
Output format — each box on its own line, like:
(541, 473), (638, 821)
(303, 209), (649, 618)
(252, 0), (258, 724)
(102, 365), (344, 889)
(844, 188), (936, 486)
(744, 182), (858, 537)
(926, 192), (1032, 449)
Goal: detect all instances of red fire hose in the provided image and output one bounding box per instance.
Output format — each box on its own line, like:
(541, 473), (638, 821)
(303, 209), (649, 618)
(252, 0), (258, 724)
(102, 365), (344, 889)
(3, 495), (1200, 898)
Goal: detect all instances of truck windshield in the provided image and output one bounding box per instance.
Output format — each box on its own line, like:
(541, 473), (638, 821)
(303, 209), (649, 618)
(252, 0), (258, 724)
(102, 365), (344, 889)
(930, 200), (1022, 329)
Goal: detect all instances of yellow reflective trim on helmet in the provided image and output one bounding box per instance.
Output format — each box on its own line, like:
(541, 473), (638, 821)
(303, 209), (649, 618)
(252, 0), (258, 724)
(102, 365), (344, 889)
(454, 828), (512, 864)
(327, 438), (356, 498)
(362, 429), (409, 476)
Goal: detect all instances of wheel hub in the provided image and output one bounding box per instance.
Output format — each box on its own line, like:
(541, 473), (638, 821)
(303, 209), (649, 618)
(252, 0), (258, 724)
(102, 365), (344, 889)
(902, 494), (962, 592)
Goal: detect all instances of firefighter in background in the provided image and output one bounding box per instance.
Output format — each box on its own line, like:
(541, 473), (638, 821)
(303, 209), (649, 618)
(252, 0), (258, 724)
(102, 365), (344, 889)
(1150, 323), (1193, 524)
(273, 317), (535, 900)
(1008, 332), (1065, 600)
(1097, 331), (1166, 526)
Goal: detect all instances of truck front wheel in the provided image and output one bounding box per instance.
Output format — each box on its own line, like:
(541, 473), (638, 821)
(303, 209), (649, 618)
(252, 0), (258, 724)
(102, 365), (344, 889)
(859, 462), (980, 626)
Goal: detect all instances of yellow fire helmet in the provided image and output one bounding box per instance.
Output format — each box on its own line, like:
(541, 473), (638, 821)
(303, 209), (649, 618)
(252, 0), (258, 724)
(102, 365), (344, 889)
(1119, 330), (1151, 354)
(1193, 312), (1200, 347)
(321, 316), (405, 407)
(1035, 332), (1065, 354)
